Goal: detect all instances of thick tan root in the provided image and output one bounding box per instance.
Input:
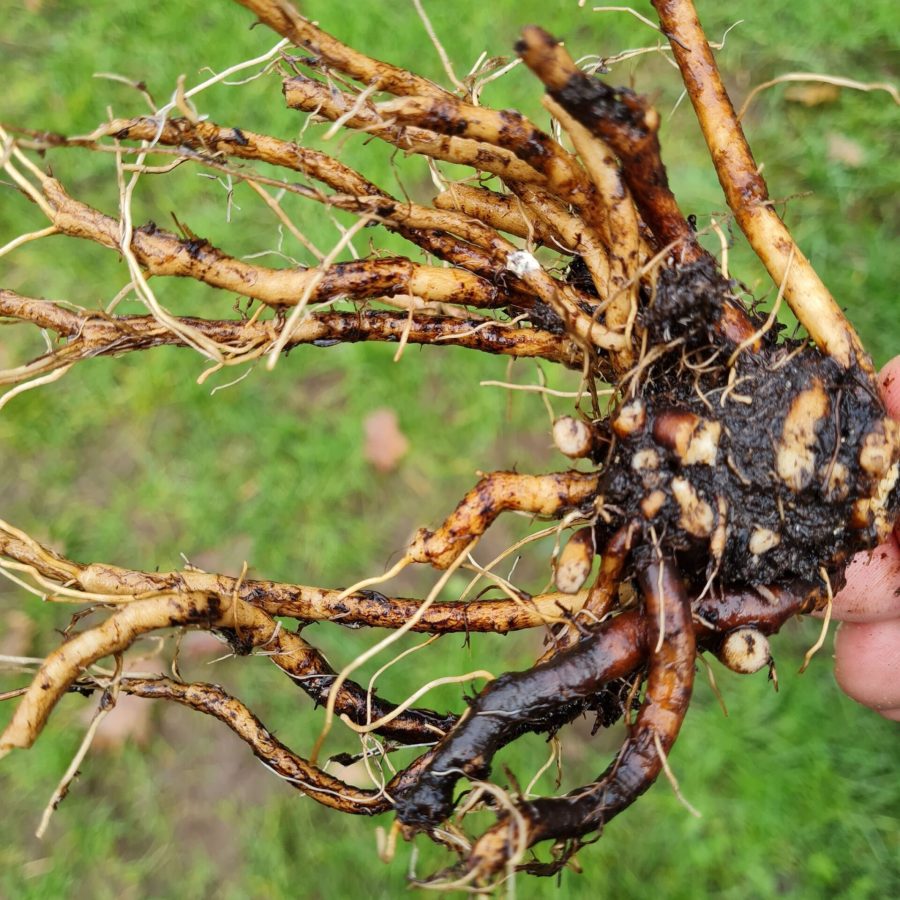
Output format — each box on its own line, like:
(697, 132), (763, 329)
(284, 76), (545, 185)
(0, 581), (453, 753)
(408, 471), (600, 568)
(0, 519), (589, 634)
(65, 117), (510, 278)
(85, 675), (391, 814)
(58, 116), (588, 303)
(541, 97), (640, 371)
(40, 180), (495, 309)
(516, 26), (702, 262)
(376, 95), (591, 208)
(0, 291), (582, 385)
(234, 0), (453, 100)
(651, 0), (873, 374)
(433, 184), (570, 251)
(1, 592), (224, 750)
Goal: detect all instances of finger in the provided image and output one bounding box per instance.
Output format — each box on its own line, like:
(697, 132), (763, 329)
(878, 354), (900, 419)
(826, 356), (900, 623)
(831, 534), (900, 623)
(833, 618), (900, 711)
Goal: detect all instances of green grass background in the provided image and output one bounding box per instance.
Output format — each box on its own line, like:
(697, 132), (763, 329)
(1, 1), (898, 897)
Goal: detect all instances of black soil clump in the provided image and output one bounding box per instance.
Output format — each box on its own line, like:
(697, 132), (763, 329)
(595, 261), (896, 592)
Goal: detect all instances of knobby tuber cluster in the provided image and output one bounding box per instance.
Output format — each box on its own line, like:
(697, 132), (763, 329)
(1, 0), (898, 889)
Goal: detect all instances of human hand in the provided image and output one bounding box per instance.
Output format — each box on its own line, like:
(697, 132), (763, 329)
(829, 356), (900, 721)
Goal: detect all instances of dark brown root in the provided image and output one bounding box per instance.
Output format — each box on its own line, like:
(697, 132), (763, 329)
(434, 557), (695, 882)
(393, 608), (648, 831)
(516, 26), (701, 263)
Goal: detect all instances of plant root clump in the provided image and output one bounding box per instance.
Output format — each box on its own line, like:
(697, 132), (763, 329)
(1, 0), (899, 890)
(597, 256), (898, 590)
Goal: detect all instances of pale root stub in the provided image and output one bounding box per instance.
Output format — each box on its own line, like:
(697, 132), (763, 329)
(631, 448), (661, 472)
(652, 410), (720, 466)
(553, 416), (592, 459)
(776, 381), (830, 492)
(718, 628), (771, 674)
(554, 527), (595, 594)
(612, 399), (646, 438)
(749, 527), (781, 557)
(855, 418), (900, 543)
(671, 476), (714, 537)
(641, 489), (666, 520)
